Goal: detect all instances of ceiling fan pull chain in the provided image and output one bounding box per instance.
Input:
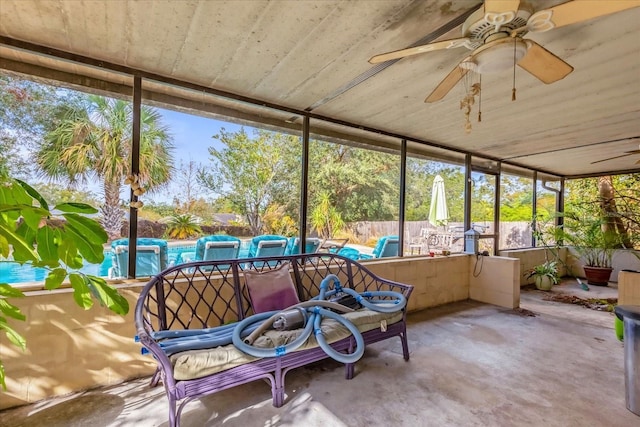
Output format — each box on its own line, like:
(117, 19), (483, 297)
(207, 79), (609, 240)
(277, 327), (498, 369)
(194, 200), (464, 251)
(512, 37), (517, 101)
(478, 75), (482, 123)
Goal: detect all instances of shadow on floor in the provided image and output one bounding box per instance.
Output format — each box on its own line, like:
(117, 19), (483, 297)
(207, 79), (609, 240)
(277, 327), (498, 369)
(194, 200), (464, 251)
(1, 290), (634, 427)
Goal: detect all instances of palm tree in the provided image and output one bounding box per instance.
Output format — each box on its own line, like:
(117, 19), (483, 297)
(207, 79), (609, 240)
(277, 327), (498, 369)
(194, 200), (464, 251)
(35, 95), (174, 239)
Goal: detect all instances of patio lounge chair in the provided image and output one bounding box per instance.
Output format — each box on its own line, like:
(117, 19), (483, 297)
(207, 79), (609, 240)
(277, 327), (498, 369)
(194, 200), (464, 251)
(337, 247), (362, 260)
(248, 235), (288, 266)
(359, 235), (399, 260)
(108, 238), (168, 278)
(284, 237), (321, 255)
(195, 235), (241, 261)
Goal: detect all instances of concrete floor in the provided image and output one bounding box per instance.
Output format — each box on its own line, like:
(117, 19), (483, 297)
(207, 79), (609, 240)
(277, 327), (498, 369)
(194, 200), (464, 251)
(1, 282), (636, 427)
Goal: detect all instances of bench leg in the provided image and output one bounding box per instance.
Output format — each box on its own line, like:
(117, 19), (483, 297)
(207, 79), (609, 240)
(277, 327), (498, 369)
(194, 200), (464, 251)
(345, 337), (355, 379)
(273, 374), (285, 407)
(149, 367), (161, 387)
(400, 329), (410, 361)
(167, 394), (179, 427)
(345, 362), (355, 379)
(273, 359), (285, 407)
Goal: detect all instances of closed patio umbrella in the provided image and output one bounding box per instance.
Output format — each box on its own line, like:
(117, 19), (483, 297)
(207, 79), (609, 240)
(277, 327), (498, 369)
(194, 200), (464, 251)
(428, 174), (449, 227)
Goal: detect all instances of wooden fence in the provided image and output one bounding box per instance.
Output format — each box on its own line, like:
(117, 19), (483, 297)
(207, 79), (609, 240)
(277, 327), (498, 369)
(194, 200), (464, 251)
(347, 221), (532, 250)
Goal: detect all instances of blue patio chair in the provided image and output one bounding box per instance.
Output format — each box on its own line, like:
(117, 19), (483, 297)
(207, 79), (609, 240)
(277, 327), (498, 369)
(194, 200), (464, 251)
(359, 235), (399, 260)
(185, 234), (241, 271)
(248, 235), (288, 257)
(337, 247), (362, 260)
(285, 237), (321, 255)
(194, 235), (241, 261)
(109, 238), (168, 278)
(248, 235), (288, 266)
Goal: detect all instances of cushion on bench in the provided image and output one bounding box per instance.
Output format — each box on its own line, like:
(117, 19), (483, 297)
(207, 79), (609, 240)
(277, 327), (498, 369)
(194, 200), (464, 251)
(171, 308), (403, 380)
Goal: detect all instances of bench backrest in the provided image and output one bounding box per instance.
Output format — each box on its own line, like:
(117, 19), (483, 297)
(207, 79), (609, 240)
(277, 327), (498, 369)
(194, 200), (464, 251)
(134, 253), (413, 337)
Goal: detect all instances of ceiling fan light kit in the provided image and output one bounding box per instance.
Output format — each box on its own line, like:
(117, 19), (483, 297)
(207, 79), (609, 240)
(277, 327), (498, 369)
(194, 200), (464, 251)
(370, 0), (640, 131)
(459, 38), (527, 74)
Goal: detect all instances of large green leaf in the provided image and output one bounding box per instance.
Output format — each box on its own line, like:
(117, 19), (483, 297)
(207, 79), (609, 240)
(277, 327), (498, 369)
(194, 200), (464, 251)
(36, 226), (61, 267)
(57, 239), (83, 269)
(0, 234), (9, 258)
(69, 273), (93, 310)
(0, 317), (27, 349)
(20, 208), (45, 231)
(15, 220), (37, 247)
(63, 224), (104, 264)
(15, 179), (49, 210)
(0, 223), (38, 262)
(0, 181), (31, 206)
(0, 358), (6, 390)
(0, 299), (26, 321)
(0, 284), (25, 298)
(55, 202), (98, 214)
(62, 213), (108, 244)
(86, 276), (129, 315)
(44, 268), (67, 290)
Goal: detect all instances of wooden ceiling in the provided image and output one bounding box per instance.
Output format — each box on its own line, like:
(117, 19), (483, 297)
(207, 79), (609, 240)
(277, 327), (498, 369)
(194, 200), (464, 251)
(1, 0), (639, 177)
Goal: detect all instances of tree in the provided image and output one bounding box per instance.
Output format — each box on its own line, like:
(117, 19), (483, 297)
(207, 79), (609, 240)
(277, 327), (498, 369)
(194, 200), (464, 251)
(565, 174), (639, 249)
(310, 191), (345, 238)
(34, 95), (174, 239)
(172, 159), (209, 214)
(404, 161), (466, 223)
(308, 141), (399, 223)
(199, 128), (295, 235)
(0, 73), (82, 179)
(33, 182), (100, 207)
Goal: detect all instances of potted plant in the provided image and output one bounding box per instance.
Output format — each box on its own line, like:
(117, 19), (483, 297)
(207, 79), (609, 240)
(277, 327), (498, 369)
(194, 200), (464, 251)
(526, 217), (563, 291)
(552, 214), (621, 286)
(525, 260), (559, 291)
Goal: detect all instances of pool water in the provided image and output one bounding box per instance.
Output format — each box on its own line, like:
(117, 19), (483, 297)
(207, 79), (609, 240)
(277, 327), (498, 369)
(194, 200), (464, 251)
(0, 252), (113, 284)
(1, 241), (253, 284)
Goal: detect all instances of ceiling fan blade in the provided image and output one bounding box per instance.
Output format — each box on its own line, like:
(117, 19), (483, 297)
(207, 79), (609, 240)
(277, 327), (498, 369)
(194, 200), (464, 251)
(368, 37), (470, 64)
(424, 59), (470, 103)
(591, 153), (634, 164)
(517, 40), (573, 84)
(484, 0), (520, 15)
(527, 0), (640, 33)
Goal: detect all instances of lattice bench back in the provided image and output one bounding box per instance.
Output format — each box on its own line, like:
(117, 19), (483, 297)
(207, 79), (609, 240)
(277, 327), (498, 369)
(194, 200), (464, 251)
(136, 253), (404, 337)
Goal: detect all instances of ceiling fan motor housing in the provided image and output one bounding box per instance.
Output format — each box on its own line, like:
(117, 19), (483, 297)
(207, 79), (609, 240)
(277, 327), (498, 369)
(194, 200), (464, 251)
(462, 4), (533, 48)
(458, 4), (533, 74)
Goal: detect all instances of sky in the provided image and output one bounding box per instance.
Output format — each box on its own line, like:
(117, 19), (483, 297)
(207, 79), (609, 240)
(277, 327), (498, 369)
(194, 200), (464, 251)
(145, 108), (228, 204)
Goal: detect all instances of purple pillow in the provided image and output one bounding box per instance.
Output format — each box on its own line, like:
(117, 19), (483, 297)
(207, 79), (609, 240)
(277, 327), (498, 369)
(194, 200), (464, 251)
(244, 263), (300, 313)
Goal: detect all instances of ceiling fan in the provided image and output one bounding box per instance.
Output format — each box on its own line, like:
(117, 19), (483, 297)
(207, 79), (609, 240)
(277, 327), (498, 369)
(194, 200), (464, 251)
(591, 140), (640, 165)
(369, 0), (640, 103)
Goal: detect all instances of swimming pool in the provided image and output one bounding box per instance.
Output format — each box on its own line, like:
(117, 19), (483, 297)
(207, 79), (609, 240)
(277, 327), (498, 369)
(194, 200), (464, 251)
(1, 241), (253, 284)
(0, 252), (113, 284)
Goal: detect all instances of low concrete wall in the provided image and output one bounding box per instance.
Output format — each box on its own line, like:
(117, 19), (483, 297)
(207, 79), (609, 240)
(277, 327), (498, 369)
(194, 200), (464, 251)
(0, 282), (157, 410)
(363, 255), (470, 312)
(499, 247), (568, 287)
(619, 270), (640, 306)
(468, 255), (520, 309)
(1, 254), (520, 410)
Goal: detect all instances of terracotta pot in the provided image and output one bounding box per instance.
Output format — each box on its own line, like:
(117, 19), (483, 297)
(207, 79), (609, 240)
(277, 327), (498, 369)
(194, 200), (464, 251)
(583, 266), (613, 286)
